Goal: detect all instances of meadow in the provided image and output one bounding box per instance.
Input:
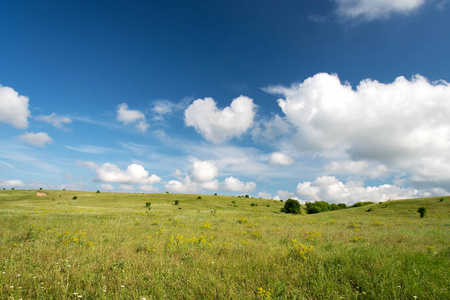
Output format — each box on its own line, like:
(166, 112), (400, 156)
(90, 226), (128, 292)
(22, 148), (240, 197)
(0, 190), (449, 299)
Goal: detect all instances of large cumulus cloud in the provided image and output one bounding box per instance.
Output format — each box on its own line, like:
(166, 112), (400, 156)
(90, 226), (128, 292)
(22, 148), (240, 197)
(267, 73), (450, 191)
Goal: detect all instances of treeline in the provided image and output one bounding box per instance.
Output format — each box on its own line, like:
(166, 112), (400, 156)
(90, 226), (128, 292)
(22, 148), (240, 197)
(303, 200), (374, 214)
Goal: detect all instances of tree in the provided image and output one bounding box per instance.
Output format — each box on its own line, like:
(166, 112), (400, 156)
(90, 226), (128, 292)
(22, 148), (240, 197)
(282, 199), (301, 214)
(417, 207), (426, 218)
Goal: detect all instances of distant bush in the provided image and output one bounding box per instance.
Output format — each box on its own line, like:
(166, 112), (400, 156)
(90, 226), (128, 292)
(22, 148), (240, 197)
(250, 203), (257, 206)
(367, 208), (374, 212)
(96, 190), (100, 193)
(306, 201), (331, 214)
(439, 198), (444, 202)
(282, 199), (301, 214)
(417, 207), (426, 218)
(245, 195), (250, 198)
(214, 193), (217, 196)
(330, 203), (340, 211)
(350, 201), (374, 208)
(72, 196), (77, 200)
(174, 200), (179, 205)
(40, 187), (43, 190)
(11, 188), (15, 190)
(62, 189), (66, 191)
(231, 200), (236, 204)
(145, 202), (151, 209)
(338, 203), (348, 209)
(197, 196), (202, 199)
(266, 204), (270, 207)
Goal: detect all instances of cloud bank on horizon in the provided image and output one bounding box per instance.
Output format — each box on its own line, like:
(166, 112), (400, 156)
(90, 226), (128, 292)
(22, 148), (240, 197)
(1, 0), (449, 205)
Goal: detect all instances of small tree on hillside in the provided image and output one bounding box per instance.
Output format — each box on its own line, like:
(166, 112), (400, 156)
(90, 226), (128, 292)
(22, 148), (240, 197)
(417, 207), (426, 218)
(281, 199), (301, 214)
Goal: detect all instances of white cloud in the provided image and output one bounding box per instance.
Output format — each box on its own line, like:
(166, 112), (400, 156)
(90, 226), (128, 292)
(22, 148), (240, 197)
(165, 180), (189, 193)
(116, 103), (149, 132)
(268, 73), (450, 190)
(119, 184), (134, 191)
(222, 176), (256, 192)
(269, 152), (294, 166)
(77, 160), (99, 169)
(35, 113), (71, 130)
(139, 184), (159, 192)
(184, 96), (256, 144)
(96, 163), (161, 186)
(165, 160), (220, 193)
(334, 0), (426, 21)
(252, 114), (290, 141)
(0, 85), (30, 129)
(296, 176), (422, 205)
(258, 192), (272, 199)
(0, 179), (25, 188)
(18, 132), (53, 148)
(325, 160), (389, 179)
(67, 145), (118, 154)
(189, 160), (218, 183)
(100, 183), (114, 191)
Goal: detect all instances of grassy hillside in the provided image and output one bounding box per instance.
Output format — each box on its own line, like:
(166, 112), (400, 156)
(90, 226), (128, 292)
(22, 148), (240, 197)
(1, 190), (449, 299)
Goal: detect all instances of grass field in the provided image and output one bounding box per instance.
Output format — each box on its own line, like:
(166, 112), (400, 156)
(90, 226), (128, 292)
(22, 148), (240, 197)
(1, 190), (449, 299)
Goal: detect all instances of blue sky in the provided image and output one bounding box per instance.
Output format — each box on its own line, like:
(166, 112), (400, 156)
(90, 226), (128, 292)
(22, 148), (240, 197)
(1, 0), (450, 204)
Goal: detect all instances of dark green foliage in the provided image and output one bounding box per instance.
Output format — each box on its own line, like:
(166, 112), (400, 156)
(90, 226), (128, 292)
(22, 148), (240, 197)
(11, 188), (15, 190)
(214, 193), (217, 196)
(72, 196), (77, 200)
(350, 201), (374, 208)
(330, 203), (340, 211)
(440, 198), (444, 202)
(266, 204), (270, 207)
(231, 200), (236, 204)
(62, 189), (65, 191)
(245, 195), (250, 198)
(40, 187), (43, 190)
(197, 196), (202, 199)
(306, 201), (331, 214)
(282, 198), (301, 214)
(96, 190), (100, 193)
(145, 202), (151, 208)
(338, 203), (348, 209)
(174, 200), (179, 205)
(250, 203), (257, 206)
(417, 207), (426, 218)
(367, 208), (374, 212)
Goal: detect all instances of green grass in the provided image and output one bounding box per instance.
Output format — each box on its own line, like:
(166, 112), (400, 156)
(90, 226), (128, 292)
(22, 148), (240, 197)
(1, 190), (449, 299)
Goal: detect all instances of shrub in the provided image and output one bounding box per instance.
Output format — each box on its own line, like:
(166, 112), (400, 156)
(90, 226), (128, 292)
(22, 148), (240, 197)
(214, 193), (217, 196)
(62, 189), (65, 191)
(350, 201), (374, 208)
(330, 203), (340, 211)
(72, 196), (77, 200)
(197, 196), (202, 199)
(367, 208), (374, 212)
(417, 207), (426, 218)
(174, 200), (179, 205)
(439, 198), (444, 202)
(338, 203), (348, 209)
(245, 195), (250, 198)
(145, 202), (151, 207)
(40, 187), (43, 190)
(231, 200), (236, 204)
(96, 190), (100, 193)
(250, 203), (258, 206)
(305, 201), (331, 214)
(282, 199), (301, 214)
